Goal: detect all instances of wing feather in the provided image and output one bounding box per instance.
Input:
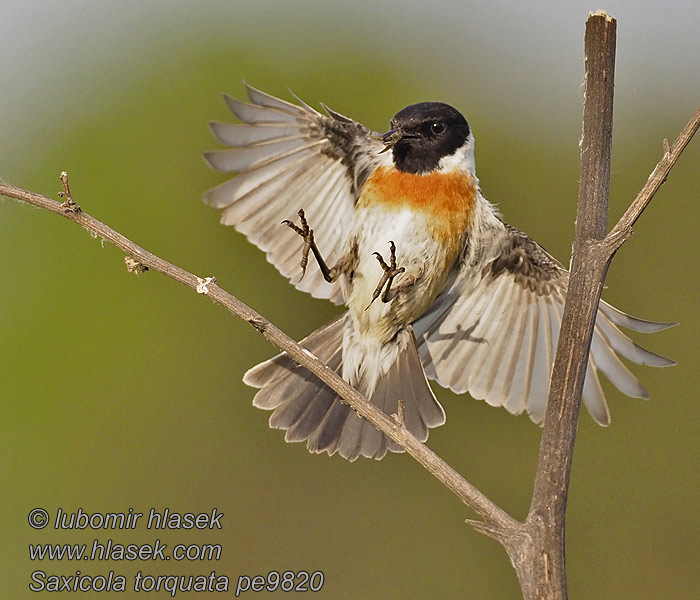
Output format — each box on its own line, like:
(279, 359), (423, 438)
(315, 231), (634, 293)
(224, 94), (300, 123)
(582, 355), (610, 425)
(245, 83), (307, 111)
(599, 301), (677, 333)
(210, 122), (302, 146)
(205, 83), (389, 302)
(492, 284), (528, 408)
(474, 282), (525, 405)
(595, 311), (675, 366)
(465, 277), (518, 403)
(205, 153), (307, 209)
(414, 217), (673, 424)
(205, 138), (323, 173)
(526, 296), (553, 423)
(591, 327), (650, 399)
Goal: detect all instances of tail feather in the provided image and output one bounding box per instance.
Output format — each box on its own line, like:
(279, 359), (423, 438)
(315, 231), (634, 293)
(267, 367), (332, 428)
(284, 387), (337, 443)
(245, 316), (445, 461)
(307, 400), (353, 455)
(337, 411), (366, 460)
(332, 326), (444, 460)
(400, 332), (446, 430)
(244, 315), (345, 394)
(280, 348), (342, 440)
(359, 416), (384, 459)
(398, 362), (428, 441)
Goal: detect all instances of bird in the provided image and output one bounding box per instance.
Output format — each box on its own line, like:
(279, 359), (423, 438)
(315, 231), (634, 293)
(203, 83), (675, 461)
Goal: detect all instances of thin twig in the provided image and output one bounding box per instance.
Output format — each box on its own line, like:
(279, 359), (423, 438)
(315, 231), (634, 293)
(58, 170), (79, 213)
(0, 175), (518, 536)
(606, 106), (700, 250)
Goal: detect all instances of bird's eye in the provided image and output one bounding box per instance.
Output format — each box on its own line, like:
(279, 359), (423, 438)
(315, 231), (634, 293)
(431, 121), (446, 134)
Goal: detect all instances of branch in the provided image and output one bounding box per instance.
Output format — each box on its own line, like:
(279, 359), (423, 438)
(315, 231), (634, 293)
(504, 14), (619, 598)
(0, 177), (518, 538)
(515, 12), (699, 599)
(532, 10), (616, 519)
(606, 106), (700, 251)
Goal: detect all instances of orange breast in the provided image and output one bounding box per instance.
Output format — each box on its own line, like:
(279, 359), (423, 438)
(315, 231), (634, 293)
(358, 166), (477, 247)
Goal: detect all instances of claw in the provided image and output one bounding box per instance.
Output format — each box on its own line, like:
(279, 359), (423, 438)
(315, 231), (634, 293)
(282, 209), (308, 234)
(366, 241), (406, 309)
(281, 209), (338, 284)
(282, 209), (313, 279)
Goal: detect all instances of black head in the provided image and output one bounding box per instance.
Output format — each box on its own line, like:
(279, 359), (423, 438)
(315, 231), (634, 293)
(381, 102), (470, 174)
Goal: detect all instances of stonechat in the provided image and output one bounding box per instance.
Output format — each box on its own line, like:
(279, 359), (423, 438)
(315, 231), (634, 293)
(204, 84), (674, 461)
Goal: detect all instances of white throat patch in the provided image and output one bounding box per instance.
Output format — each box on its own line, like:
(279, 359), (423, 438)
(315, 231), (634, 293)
(438, 135), (476, 174)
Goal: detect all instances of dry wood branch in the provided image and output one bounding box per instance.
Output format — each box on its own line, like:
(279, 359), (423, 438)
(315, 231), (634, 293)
(0, 177), (517, 538)
(512, 13), (619, 599)
(514, 12), (698, 599)
(606, 106), (700, 252)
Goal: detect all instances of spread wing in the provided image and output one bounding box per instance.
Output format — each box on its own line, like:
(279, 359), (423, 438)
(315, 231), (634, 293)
(413, 219), (676, 425)
(204, 83), (390, 303)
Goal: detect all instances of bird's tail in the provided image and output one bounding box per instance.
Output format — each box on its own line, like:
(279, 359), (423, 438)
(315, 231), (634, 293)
(244, 314), (445, 461)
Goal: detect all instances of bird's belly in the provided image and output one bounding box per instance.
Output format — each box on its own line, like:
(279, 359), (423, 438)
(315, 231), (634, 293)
(345, 204), (461, 342)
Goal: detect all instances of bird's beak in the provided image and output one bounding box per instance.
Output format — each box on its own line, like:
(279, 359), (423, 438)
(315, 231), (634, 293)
(378, 128), (403, 154)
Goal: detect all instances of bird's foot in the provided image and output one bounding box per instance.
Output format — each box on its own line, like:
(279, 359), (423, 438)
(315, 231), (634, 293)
(366, 241), (409, 309)
(282, 209), (315, 280)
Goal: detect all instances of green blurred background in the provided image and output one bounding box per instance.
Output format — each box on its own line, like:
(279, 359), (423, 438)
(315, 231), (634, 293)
(1, 1), (698, 598)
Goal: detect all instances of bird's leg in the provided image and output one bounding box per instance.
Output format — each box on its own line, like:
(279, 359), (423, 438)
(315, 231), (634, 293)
(282, 209), (345, 282)
(367, 241), (411, 308)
